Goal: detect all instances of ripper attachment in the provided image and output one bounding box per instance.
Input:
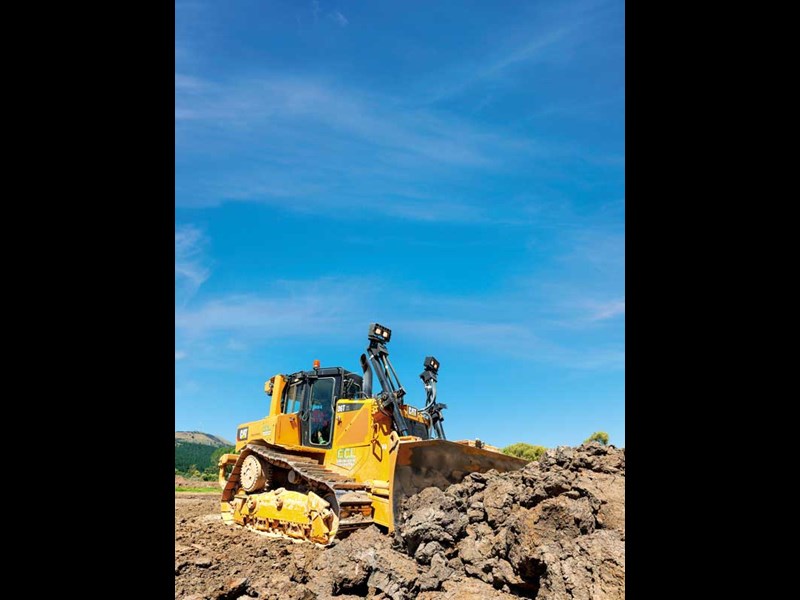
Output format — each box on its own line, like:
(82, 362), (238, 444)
(363, 322), (411, 436)
(420, 356), (447, 439)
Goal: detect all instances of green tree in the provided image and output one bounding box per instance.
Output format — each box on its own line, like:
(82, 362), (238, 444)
(584, 431), (609, 446)
(502, 442), (547, 462)
(202, 465), (218, 481)
(209, 445), (236, 469)
(175, 442), (236, 473)
(175, 441), (218, 472)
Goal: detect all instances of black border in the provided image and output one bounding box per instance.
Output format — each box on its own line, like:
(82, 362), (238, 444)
(66, 0), (680, 594)
(61, 0), (176, 593)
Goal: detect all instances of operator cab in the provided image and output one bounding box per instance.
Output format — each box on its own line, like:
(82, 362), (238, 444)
(280, 367), (364, 449)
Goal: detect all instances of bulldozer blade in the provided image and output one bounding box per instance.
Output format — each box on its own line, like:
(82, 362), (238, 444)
(390, 439), (528, 529)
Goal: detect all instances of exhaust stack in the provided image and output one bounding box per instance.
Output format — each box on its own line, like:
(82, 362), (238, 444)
(360, 353), (373, 398)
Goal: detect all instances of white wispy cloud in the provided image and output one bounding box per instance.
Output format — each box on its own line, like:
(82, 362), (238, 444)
(562, 229), (625, 277)
(174, 73), (535, 167)
(418, 0), (618, 106)
(175, 225), (210, 303)
(564, 347), (625, 370)
(175, 269), (623, 372)
(586, 299), (625, 322)
(226, 339), (247, 351)
(176, 295), (337, 335)
(421, 24), (579, 105)
(397, 317), (549, 356)
(489, 27), (573, 75)
(330, 10), (348, 27)
(175, 277), (372, 338)
(175, 74), (207, 91)
(174, 72), (570, 220)
(173, 0), (622, 224)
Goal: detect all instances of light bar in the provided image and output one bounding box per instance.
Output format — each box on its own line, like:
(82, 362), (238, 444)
(424, 356), (440, 372)
(368, 322), (392, 342)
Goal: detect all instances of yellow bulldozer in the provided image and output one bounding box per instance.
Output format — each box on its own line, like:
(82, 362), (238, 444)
(218, 322), (526, 545)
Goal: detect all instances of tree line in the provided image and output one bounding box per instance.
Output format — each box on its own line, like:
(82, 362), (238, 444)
(176, 431), (612, 477)
(175, 442), (235, 480)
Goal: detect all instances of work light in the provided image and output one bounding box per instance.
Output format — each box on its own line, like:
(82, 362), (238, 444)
(424, 356), (439, 372)
(369, 322), (392, 342)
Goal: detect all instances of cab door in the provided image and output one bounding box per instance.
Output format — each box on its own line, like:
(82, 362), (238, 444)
(301, 376), (337, 449)
(274, 377), (307, 446)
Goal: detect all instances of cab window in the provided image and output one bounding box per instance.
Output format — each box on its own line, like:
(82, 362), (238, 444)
(282, 381), (304, 414)
(309, 377), (335, 445)
(342, 377), (362, 399)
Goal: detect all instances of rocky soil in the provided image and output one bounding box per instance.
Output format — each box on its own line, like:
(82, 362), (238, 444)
(175, 443), (624, 599)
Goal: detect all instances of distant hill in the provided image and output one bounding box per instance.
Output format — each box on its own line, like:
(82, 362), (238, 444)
(175, 431), (234, 474)
(175, 431), (232, 447)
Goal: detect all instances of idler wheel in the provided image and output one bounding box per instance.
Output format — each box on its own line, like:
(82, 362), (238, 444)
(240, 454), (269, 492)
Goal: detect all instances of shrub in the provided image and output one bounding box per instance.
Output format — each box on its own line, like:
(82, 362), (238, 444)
(502, 442), (547, 462)
(584, 431), (609, 445)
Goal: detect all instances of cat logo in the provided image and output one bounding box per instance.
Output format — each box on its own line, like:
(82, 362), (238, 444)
(237, 426), (249, 441)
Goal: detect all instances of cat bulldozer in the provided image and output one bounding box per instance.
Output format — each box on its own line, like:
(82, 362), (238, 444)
(218, 323), (526, 545)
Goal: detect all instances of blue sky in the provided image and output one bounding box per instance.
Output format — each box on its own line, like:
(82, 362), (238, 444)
(175, 0), (625, 448)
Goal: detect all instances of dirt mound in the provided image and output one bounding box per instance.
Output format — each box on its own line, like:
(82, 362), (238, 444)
(175, 443), (624, 599)
(394, 443), (625, 599)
